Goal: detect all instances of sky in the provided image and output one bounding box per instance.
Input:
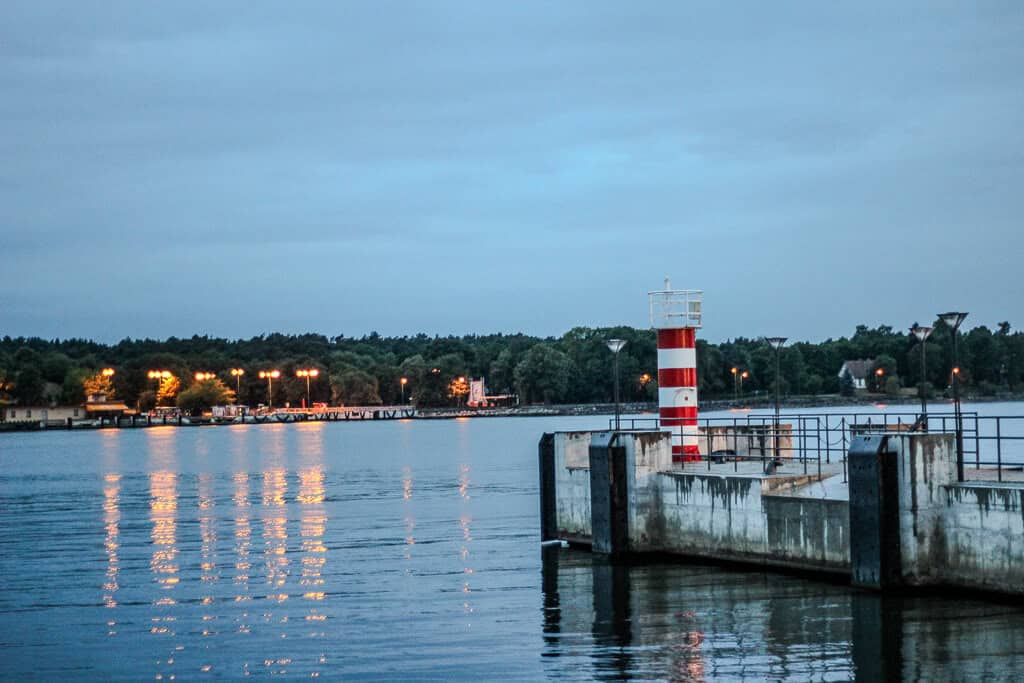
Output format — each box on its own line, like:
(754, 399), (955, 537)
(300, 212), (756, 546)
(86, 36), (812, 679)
(1, 2), (1022, 344)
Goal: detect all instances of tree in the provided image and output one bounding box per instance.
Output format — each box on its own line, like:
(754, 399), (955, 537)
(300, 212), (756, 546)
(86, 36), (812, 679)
(448, 376), (470, 405)
(514, 344), (573, 404)
(157, 375), (182, 406)
(61, 368), (89, 404)
(175, 378), (235, 415)
(82, 371), (116, 400)
(839, 369), (856, 397)
(330, 369), (381, 405)
(138, 390), (157, 412)
(13, 365), (45, 405)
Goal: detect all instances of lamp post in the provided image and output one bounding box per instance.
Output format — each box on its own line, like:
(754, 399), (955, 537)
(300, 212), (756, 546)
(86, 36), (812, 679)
(259, 370), (281, 408)
(230, 368), (245, 403)
(731, 367), (738, 402)
(147, 370), (172, 406)
(102, 368), (115, 378)
(910, 325), (934, 429)
(739, 370), (749, 398)
(296, 368), (320, 408)
(400, 377), (408, 404)
(194, 372), (215, 382)
(938, 311), (968, 479)
(765, 337), (788, 465)
(875, 367), (884, 392)
(607, 339), (627, 431)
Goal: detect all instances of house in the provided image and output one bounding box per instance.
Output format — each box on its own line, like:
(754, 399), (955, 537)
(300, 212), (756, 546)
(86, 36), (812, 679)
(1, 405), (87, 425)
(838, 359), (875, 390)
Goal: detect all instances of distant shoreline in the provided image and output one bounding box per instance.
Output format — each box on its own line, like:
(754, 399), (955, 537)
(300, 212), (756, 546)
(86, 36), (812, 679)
(419, 393), (1024, 419)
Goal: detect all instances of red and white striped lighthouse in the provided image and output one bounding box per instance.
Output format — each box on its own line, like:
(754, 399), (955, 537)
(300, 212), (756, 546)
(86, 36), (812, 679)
(649, 281), (702, 463)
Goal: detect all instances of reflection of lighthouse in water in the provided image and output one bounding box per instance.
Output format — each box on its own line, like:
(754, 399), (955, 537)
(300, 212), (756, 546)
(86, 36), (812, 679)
(649, 281), (702, 463)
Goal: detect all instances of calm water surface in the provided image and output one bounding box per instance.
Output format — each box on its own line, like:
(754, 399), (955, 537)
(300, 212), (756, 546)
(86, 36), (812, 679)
(2, 406), (1024, 680)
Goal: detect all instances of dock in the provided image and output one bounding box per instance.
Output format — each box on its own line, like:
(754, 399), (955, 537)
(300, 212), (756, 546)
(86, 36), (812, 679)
(540, 416), (1024, 596)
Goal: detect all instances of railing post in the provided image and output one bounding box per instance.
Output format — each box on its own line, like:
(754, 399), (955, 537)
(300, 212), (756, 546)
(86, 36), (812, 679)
(706, 419), (712, 471)
(842, 417), (848, 484)
(825, 414), (831, 464)
(975, 415), (981, 471)
(801, 417), (807, 475)
(997, 418), (1003, 483)
(733, 417), (739, 473)
(817, 417), (822, 479)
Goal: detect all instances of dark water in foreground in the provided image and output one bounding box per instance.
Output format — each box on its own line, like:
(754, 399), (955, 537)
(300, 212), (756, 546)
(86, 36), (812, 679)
(2, 412), (1024, 680)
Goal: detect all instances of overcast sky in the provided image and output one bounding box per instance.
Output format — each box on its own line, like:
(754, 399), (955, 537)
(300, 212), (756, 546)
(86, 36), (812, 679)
(2, 2), (1022, 344)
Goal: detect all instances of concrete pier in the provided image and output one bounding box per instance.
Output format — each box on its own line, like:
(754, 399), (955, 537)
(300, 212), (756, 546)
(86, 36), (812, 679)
(540, 428), (1024, 596)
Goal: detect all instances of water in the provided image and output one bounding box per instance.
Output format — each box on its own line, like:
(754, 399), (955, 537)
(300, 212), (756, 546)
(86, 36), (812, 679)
(1, 407), (1024, 680)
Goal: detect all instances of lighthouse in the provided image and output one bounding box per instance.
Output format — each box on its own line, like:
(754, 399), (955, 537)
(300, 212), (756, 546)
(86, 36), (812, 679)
(649, 280), (702, 463)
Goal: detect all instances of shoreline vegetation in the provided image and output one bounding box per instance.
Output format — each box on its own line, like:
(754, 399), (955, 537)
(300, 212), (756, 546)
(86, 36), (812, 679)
(1, 321), (1021, 419)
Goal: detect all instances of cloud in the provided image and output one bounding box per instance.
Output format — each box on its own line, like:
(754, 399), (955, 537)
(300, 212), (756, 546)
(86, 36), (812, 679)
(1, 2), (1022, 342)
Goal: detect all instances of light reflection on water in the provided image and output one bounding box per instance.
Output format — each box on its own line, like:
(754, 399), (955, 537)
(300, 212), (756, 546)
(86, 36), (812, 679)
(2, 412), (1024, 679)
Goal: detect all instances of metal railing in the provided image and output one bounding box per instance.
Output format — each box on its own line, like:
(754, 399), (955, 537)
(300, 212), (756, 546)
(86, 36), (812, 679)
(611, 412), (1024, 483)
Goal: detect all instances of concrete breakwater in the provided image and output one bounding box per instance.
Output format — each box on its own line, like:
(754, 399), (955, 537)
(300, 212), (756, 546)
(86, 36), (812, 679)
(539, 429), (1024, 596)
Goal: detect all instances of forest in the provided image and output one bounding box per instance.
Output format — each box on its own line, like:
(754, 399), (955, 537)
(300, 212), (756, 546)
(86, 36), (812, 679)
(1, 319), (1021, 411)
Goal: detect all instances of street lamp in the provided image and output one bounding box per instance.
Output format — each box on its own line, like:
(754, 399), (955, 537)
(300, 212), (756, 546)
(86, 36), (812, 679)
(147, 370), (172, 405)
(194, 372), (215, 382)
(938, 311), (968, 478)
(740, 370), (749, 398)
(400, 377), (408, 404)
(765, 337), (788, 466)
(910, 325), (934, 429)
(296, 368), (320, 408)
(875, 367), (885, 392)
(230, 368), (245, 403)
(731, 367), (739, 402)
(607, 339), (627, 430)
(101, 368), (115, 377)
(259, 370), (281, 408)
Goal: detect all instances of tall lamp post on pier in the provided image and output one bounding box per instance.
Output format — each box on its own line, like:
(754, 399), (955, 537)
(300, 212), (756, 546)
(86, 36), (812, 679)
(230, 368), (245, 403)
(607, 339), (627, 431)
(938, 311), (968, 479)
(910, 325), (934, 429)
(400, 377), (408, 404)
(765, 337), (788, 466)
(259, 370), (281, 408)
(296, 368), (319, 408)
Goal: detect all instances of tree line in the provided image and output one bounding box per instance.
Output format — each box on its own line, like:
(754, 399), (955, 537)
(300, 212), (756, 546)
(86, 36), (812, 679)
(0, 320), (1021, 412)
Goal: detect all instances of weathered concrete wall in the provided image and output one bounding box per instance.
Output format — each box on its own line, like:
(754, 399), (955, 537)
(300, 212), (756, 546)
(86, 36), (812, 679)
(942, 484), (1024, 594)
(552, 431), (594, 543)
(891, 433), (1024, 594)
(550, 430), (673, 547)
(547, 430), (850, 573)
(633, 472), (849, 573)
(894, 434), (957, 586)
